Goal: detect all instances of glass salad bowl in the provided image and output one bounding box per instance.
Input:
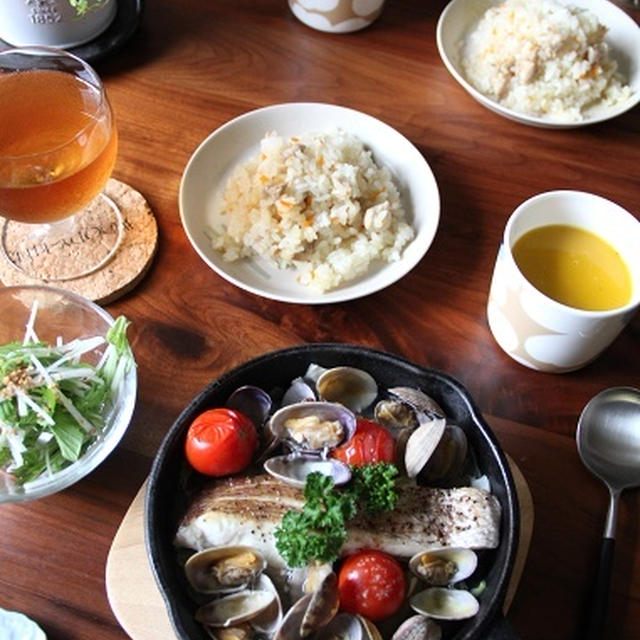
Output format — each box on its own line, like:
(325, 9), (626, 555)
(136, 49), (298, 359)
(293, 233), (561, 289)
(0, 285), (137, 502)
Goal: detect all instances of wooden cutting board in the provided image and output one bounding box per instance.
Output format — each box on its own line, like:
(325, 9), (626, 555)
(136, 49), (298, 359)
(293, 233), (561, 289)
(105, 453), (533, 640)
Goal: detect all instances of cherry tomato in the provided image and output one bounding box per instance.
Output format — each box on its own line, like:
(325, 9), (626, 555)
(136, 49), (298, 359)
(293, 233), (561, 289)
(331, 418), (395, 466)
(185, 408), (257, 476)
(338, 550), (406, 621)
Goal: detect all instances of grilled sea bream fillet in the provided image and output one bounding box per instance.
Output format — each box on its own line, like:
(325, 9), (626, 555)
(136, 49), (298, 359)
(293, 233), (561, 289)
(175, 474), (501, 569)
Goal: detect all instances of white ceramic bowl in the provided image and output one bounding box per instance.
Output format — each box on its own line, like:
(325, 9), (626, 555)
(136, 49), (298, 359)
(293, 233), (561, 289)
(0, 285), (137, 502)
(437, 0), (640, 128)
(179, 103), (440, 304)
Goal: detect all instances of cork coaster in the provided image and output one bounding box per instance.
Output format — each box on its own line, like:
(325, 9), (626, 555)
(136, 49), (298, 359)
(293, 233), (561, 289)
(0, 179), (158, 304)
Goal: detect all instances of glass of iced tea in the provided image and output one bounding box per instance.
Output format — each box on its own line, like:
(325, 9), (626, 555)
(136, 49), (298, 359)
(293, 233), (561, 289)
(0, 47), (122, 281)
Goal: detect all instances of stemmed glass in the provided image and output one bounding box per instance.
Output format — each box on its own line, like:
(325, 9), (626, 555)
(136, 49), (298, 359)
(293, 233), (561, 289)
(0, 47), (123, 281)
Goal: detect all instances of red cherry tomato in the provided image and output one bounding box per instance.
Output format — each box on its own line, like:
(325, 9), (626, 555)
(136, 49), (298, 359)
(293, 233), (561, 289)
(185, 408), (257, 476)
(338, 550), (406, 621)
(331, 418), (395, 466)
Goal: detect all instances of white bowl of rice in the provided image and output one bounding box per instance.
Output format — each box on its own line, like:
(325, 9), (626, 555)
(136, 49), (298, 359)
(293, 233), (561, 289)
(179, 103), (440, 303)
(437, 0), (640, 127)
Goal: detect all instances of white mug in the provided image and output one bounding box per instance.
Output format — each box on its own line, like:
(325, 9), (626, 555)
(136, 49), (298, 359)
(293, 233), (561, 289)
(487, 191), (640, 373)
(288, 0), (385, 33)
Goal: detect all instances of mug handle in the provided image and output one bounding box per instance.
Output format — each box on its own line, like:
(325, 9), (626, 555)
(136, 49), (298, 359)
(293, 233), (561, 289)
(484, 615), (522, 639)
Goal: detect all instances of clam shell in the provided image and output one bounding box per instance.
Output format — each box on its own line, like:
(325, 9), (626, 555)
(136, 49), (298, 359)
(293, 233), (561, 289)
(388, 388), (445, 419)
(315, 612), (364, 640)
(300, 571), (339, 637)
(374, 399), (419, 431)
(357, 615), (383, 640)
(274, 593), (311, 640)
(303, 363), (327, 384)
(391, 615), (442, 640)
(268, 401), (356, 453)
(196, 589), (276, 627)
(185, 546), (267, 594)
(226, 385), (273, 429)
(302, 563), (334, 594)
(316, 366), (378, 413)
(404, 416), (446, 479)
(263, 454), (352, 488)
(251, 574), (283, 635)
(408, 547), (478, 586)
(282, 377), (316, 406)
(419, 425), (468, 484)
(410, 588), (479, 620)
(203, 623), (253, 640)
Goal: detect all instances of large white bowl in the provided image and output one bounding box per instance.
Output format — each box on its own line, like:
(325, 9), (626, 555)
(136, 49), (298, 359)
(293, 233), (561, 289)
(179, 103), (440, 304)
(437, 0), (640, 128)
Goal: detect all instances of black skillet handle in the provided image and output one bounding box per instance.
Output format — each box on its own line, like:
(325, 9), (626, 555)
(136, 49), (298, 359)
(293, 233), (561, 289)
(484, 615), (523, 639)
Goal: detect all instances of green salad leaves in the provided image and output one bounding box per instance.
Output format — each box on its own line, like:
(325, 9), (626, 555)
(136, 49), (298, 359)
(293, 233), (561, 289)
(274, 462), (399, 567)
(0, 314), (134, 485)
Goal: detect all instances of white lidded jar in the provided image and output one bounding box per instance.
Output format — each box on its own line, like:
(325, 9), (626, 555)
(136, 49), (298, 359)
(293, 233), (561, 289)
(0, 0), (117, 49)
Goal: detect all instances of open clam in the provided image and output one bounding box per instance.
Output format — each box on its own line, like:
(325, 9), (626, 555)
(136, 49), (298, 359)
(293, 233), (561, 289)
(185, 546), (267, 594)
(275, 571), (340, 640)
(404, 416), (446, 479)
(268, 401), (356, 454)
(374, 388), (449, 478)
(316, 366), (378, 413)
(409, 547), (478, 586)
(251, 574), (283, 635)
(314, 613), (382, 640)
(374, 399), (420, 431)
(264, 454), (352, 488)
(300, 571), (340, 637)
(387, 387), (445, 419)
(410, 588), (479, 621)
(391, 615), (442, 640)
(195, 589), (276, 627)
(419, 425), (468, 485)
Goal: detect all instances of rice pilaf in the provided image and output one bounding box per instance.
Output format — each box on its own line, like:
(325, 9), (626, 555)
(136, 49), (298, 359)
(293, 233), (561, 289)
(460, 0), (633, 121)
(209, 130), (415, 293)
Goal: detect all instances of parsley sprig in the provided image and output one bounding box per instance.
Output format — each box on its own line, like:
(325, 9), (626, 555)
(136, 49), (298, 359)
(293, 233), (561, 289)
(274, 462), (398, 567)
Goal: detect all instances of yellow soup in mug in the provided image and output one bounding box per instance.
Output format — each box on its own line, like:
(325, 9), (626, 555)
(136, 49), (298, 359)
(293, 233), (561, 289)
(512, 224), (633, 311)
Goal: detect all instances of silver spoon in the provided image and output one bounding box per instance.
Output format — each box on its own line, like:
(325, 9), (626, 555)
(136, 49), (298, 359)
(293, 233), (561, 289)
(576, 386), (640, 640)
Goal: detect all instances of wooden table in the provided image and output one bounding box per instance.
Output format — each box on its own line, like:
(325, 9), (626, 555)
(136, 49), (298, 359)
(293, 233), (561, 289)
(2, 1), (639, 639)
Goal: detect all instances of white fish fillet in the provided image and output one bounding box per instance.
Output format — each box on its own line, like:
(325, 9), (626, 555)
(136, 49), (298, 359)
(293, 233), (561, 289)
(175, 474), (501, 570)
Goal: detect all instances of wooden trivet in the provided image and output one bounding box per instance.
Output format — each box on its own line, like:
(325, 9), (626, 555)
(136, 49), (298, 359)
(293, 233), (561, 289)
(105, 455), (533, 640)
(0, 179), (158, 305)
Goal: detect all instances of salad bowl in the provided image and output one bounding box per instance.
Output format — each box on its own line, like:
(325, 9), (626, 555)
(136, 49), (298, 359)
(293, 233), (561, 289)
(0, 285), (137, 502)
(146, 344), (521, 640)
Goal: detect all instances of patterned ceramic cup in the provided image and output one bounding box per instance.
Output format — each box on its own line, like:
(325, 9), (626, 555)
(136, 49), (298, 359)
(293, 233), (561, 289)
(487, 191), (640, 373)
(288, 0), (385, 33)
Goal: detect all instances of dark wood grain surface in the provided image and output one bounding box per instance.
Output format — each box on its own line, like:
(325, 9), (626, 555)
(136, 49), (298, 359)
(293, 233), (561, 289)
(2, 1), (639, 639)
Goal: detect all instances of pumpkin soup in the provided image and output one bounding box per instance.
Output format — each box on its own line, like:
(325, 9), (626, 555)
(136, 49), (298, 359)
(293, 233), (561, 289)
(512, 224), (632, 311)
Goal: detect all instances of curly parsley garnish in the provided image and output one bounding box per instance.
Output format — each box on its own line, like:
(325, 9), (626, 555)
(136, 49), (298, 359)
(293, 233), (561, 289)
(274, 462), (398, 567)
(351, 462), (399, 515)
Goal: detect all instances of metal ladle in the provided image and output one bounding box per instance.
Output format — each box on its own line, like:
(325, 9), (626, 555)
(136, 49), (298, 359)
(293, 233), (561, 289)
(576, 386), (640, 640)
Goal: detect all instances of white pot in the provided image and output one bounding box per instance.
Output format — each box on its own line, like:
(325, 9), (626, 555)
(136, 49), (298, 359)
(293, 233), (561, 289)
(0, 0), (117, 49)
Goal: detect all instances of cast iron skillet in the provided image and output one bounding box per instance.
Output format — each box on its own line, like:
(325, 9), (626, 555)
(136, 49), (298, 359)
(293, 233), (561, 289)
(146, 344), (522, 639)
